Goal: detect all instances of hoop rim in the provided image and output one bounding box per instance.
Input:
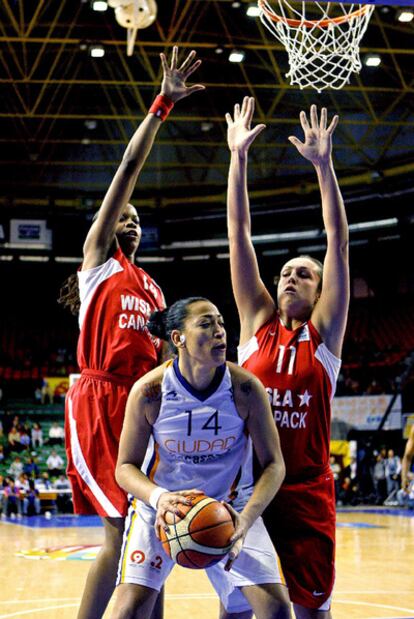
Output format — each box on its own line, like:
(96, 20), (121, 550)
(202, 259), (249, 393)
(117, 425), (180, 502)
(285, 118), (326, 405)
(258, 1), (373, 28)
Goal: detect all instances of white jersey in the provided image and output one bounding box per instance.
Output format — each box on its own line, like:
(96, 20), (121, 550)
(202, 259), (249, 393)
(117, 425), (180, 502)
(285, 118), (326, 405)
(141, 359), (253, 509)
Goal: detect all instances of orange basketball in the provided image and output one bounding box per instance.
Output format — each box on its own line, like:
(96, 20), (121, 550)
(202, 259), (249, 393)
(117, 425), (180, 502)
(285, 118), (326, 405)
(159, 494), (235, 569)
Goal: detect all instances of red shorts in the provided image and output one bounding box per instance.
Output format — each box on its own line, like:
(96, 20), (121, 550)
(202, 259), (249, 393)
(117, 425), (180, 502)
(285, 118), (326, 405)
(263, 470), (336, 610)
(65, 370), (133, 518)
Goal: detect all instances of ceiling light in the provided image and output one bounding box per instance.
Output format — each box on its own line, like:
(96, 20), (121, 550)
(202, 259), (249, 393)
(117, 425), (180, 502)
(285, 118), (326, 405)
(364, 53), (381, 67)
(247, 4), (261, 17)
(55, 257), (83, 263)
(0, 255), (13, 261)
(297, 244), (326, 253)
(138, 256), (174, 263)
(92, 1), (108, 11)
(229, 49), (245, 63)
(19, 255), (50, 262)
(89, 44), (105, 58)
(84, 119), (97, 130)
(215, 47), (224, 55)
(397, 9), (414, 22)
(182, 255), (210, 261)
(81, 138), (91, 145)
(348, 218), (398, 232)
(262, 249), (289, 257)
(232, 2), (241, 7)
(201, 122), (213, 132)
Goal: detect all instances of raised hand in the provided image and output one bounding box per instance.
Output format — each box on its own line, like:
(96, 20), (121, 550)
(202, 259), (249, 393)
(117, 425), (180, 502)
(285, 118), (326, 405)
(160, 46), (205, 103)
(226, 96), (266, 155)
(288, 104), (338, 166)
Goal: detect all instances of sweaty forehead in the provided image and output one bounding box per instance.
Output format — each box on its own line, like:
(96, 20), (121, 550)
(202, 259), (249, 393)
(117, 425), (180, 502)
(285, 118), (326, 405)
(281, 258), (318, 273)
(188, 301), (221, 319)
(123, 204), (139, 218)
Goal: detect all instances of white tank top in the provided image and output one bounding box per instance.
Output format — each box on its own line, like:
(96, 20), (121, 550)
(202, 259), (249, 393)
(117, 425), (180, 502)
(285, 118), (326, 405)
(141, 359), (253, 509)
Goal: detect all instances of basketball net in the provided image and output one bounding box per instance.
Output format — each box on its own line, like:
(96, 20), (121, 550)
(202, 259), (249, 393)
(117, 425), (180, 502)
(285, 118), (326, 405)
(258, 1), (375, 92)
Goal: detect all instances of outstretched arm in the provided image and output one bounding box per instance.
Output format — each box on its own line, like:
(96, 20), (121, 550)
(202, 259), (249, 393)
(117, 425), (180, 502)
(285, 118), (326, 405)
(289, 105), (349, 358)
(226, 96), (275, 345)
(83, 47), (205, 270)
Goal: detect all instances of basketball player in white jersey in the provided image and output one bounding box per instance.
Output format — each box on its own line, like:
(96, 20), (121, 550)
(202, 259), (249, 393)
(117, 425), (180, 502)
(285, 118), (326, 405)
(111, 297), (291, 619)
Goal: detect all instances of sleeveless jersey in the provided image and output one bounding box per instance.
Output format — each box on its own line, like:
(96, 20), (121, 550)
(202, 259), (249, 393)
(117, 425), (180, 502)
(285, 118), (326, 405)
(141, 359), (253, 507)
(76, 247), (165, 379)
(238, 316), (341, 481)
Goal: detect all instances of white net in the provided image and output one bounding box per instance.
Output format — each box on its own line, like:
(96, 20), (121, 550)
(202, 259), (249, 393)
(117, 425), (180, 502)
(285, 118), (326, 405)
(258, 1), (375, 92)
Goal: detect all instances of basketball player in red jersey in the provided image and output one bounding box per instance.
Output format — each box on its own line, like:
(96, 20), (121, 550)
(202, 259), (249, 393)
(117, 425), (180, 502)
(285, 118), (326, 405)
(58, 48), (205, 619)
(224, 97), (349, 618)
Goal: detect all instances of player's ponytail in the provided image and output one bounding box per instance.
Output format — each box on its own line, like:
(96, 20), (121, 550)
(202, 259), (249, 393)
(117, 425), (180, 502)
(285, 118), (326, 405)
(147, 308), (168, 341)
(148, 296), (209, 353)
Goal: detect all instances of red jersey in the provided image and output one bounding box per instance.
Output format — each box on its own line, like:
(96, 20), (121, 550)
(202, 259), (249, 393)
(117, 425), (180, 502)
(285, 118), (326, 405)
(77, 247), (165, 379)
(239, 315), (341, 481)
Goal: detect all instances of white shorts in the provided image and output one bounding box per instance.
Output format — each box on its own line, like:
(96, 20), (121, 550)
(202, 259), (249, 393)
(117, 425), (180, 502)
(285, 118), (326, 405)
(117, 500), (286, 613)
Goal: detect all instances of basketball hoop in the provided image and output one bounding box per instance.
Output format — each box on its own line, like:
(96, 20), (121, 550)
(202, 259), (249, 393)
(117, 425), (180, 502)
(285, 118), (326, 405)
(258, 1), (375, 92)
(108, 0), (157, 56)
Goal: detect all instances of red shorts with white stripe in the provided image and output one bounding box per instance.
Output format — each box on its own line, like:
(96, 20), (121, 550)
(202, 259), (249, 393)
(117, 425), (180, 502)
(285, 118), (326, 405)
(263, 469), (336, 610)
(65, 370), (133, 518)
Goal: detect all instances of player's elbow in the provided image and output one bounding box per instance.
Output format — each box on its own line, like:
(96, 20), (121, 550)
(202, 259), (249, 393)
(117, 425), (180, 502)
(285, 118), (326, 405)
(115, 461), (127, 490)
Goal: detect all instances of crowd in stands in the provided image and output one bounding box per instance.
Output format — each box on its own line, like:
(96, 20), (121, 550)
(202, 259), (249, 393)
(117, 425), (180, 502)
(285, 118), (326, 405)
(1, 298), (414, 398)
(1, 296), (414, 518)
(329, 446), (414, 509)
(0, 412), (72, 518)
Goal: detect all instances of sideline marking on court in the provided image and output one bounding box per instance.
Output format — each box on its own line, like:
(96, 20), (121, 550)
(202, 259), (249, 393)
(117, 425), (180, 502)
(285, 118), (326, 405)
(1, 596), (413, 618)
(335, 599), (414, 614)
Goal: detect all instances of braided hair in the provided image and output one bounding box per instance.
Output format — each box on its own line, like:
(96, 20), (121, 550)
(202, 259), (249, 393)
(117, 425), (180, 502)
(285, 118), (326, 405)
(57, 272), (80, 316)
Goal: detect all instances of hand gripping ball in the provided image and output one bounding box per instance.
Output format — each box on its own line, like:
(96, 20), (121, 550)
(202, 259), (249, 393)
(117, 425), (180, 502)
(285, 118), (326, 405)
(159, 495), (235, 569)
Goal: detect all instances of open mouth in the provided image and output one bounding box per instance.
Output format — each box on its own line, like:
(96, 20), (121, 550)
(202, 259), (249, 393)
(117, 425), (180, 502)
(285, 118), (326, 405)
(213, 344), (226, 351)
(284, 286), (296, 293)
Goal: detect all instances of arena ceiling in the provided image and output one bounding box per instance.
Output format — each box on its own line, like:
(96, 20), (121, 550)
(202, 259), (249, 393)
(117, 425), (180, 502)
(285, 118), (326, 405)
(1, 0), (414, 256)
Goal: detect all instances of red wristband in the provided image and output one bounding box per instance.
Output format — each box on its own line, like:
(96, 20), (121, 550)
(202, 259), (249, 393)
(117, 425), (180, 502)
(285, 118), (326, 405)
(149, 94), (174, 121)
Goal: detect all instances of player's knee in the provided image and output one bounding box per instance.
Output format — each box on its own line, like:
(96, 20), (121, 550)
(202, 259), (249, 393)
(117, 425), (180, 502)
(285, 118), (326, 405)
(261, 599), (290, 619)
(111, 601), (137, 619)
(112, 586), (152, 619)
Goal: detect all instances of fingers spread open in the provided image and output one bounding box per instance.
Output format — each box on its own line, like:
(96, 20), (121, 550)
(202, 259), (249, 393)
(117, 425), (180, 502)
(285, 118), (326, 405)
(225, 112), (234, 126)
(170, 45), (178, 70)
(178, 49), (197, 73)
(300, 110), (310, 133)
(327, 114), (339, 134)
(183, 58), (202, 79)
(310, 104), (318, 130)
(320, 107), (327, 131)
(160, 52), (168, 73)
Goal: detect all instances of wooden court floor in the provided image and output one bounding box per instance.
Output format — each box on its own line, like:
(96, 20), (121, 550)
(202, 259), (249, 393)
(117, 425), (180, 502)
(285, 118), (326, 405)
(0, 508), (413, 619)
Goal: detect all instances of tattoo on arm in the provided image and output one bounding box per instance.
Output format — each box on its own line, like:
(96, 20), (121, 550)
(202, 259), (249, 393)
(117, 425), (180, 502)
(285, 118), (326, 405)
(142, 382), (161, 403)
(240, 380), (252, 396)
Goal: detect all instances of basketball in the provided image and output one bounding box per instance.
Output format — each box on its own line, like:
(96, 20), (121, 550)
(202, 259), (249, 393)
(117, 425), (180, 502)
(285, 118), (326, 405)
(159, 495), (235, 569)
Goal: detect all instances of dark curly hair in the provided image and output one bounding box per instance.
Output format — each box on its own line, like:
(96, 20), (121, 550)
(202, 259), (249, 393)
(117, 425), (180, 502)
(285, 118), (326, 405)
(57, 272), (80, 316)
